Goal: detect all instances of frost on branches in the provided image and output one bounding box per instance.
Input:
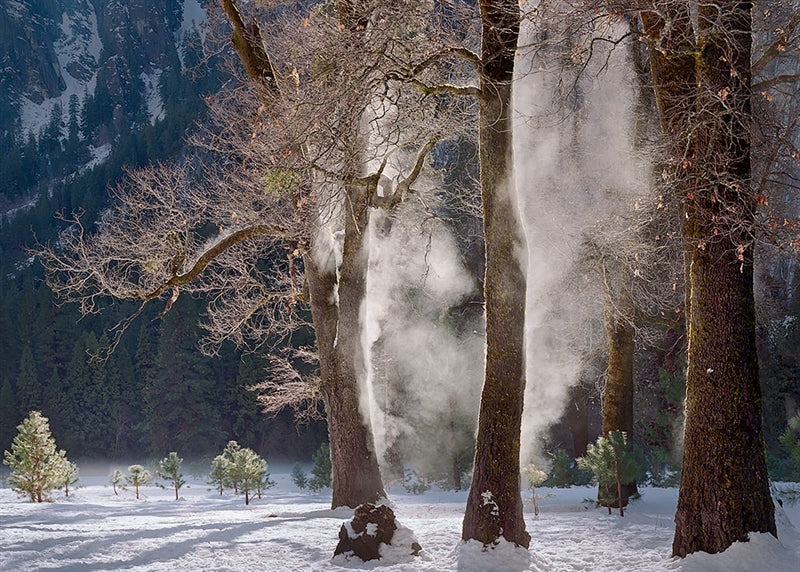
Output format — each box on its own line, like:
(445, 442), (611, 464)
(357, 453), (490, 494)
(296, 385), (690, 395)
(3, 411), (74, 502)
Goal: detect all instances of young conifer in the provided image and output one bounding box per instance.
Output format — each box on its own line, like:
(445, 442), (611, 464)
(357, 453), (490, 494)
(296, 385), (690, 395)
(208, 454), (229, 495)
(3, 411), (70, 502)
(60, 460), (79, 497)
(308, 442), (331, 492)
(227, 446), (267, 505)
(109, 469), (124, 495)
(578, 431), (641, 516)
(125, 464), (152, 500)
(157, 452), (186, 500)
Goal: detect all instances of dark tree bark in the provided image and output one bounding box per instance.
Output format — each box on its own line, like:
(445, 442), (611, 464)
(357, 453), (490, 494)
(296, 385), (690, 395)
(599, 305), (637, 506)
(325, 182), (387, 508)
(462, 0), (530, 549)
(639, 0), (776, 556)
(305, 243), (386, 509)
(602, 312), (634, 440)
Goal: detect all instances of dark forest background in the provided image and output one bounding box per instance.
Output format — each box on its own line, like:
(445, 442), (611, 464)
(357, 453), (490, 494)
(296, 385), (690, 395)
(0, 0), (327, 463)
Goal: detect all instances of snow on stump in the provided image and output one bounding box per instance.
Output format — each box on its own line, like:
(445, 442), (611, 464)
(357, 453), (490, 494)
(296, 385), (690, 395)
(333, 503), (422, 562)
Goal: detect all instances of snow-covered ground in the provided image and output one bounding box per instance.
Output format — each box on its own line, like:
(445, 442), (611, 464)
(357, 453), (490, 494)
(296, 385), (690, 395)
(1, 467), (799, 571)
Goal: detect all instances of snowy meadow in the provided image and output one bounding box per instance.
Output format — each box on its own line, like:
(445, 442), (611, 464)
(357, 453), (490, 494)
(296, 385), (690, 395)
(2, 467), (799, 571)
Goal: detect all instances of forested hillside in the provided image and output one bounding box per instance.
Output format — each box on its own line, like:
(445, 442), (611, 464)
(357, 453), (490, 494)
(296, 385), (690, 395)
(0, 0), (326, 461)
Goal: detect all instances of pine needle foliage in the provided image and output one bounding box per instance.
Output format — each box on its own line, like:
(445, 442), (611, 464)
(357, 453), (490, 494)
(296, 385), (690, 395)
(60, 460), (79, 497)
(156, 452), (186, 500)
(578, 431), (641, 516)
(291, 462), (308, 489)
(125, 464), (152, 500)
(207, 441), (271, 504)
(109, 469), (125, 495)
(208, 454), (229, 495)
(3, 411), (71, 502)
(308, 442), (331, 492)
(226, 446), (268, 505)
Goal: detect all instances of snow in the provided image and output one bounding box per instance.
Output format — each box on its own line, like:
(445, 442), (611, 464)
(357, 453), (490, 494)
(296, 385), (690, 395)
(141, 69), (164, 124)
(20, 5), (101, 138)
(180, 0), (206, 39)
(2, 468), (799, 571)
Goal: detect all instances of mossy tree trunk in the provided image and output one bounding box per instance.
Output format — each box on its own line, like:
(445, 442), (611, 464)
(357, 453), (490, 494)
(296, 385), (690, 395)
(600, 304), (637, 507)
(639, 0), (776, 556)
(462, 0), (530, 549)
(305, 196), (387, 508)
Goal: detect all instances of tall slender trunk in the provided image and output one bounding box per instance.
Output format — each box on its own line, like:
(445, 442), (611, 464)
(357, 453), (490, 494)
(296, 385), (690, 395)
(600, 304), (637, 506)
(639, 0), (776, 556)
(462, 0), (529, 548)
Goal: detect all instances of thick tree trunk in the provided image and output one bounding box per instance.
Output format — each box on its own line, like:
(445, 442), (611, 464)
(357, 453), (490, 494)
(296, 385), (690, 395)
(599, 306), (637, 506)
(305, 214), (386, 509)
(222, 0), (386, 510)
(672, 1), (775, 556)
(674, 230), (774, 555)
(640, 0), (776, 556)
(462, 0), (529, 549)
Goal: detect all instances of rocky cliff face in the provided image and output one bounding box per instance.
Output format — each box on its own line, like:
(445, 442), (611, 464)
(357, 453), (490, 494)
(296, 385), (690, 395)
(0, 0), (204, 137)
(0, 1), (65, 110)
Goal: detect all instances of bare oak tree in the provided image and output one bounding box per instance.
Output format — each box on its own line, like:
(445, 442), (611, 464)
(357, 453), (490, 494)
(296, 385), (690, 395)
(41, 0), (453, 514)
(389, 0), (531, 548)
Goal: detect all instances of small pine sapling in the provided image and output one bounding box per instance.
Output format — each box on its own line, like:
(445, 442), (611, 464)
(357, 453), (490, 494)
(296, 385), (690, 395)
(157, 452), (186, 500)
(59, 459), (80, 497)
(546, 448), (572, 488)
(291, 462), (308, 489)
(109, 469), (124, 495)
(308, 443), (331, 491)
(125, 464), (152, 500)
(255, 469), (276, 500)
(208, 454), (229, 495)
(221, 441), (242, 493)
(578, 431), (641, 516)
(3, 411), (69, 502)
(227, 446), (267, 505)
(521, 463), (548, 516)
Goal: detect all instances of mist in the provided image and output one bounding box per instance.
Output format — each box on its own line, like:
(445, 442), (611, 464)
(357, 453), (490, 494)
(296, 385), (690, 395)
(515, 15), (651, 464)
(362, 192), (484, 480)
(356, 14), (651, 478)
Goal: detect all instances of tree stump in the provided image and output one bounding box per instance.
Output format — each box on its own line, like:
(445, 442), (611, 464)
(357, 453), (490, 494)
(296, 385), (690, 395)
(333, 504), (421, 561)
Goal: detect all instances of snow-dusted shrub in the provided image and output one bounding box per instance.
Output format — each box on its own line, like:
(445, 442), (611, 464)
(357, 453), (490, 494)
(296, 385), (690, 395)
(156, 452), (186, 500)
(125, 465), (152, 499)
(3, 411), (72, 502)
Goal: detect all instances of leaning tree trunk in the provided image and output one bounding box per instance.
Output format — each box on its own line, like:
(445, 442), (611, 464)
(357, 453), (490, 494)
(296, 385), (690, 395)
(599, 303), (637, 507)
(640, 0), (776, 557)
(462, 0), (530, 549)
